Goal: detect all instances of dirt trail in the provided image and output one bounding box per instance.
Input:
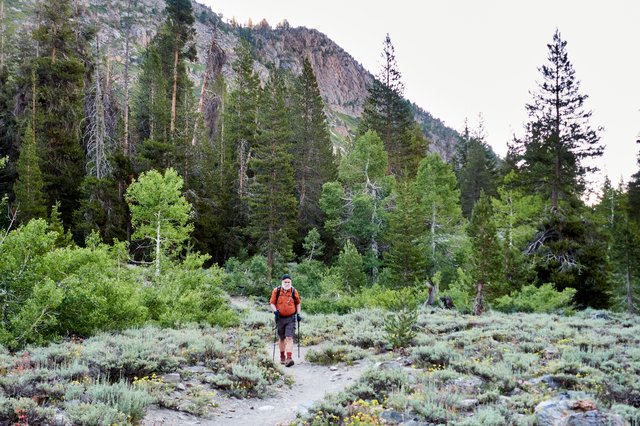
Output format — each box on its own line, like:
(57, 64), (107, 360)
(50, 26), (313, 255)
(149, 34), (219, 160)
(143, 298), (369, 426)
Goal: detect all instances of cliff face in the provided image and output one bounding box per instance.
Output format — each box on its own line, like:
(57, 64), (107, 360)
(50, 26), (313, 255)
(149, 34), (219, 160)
(8, 0), (459, 156)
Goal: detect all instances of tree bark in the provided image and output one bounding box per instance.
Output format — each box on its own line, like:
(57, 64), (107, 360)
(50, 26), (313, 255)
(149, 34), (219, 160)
(155, 211), (161, 276)
(426, 281), (438, 306)
(474, 282), (484, 315)
(170, 48), (179, 137)
(123, 0), (132, 156)
(0, 0), (4, 70)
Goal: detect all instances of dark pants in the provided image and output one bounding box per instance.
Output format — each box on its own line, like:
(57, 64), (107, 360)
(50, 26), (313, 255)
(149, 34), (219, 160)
(276, 315), (296, 339)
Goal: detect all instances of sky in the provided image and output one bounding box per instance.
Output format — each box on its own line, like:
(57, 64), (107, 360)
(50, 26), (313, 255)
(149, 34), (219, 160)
(201, 0), (640, 190)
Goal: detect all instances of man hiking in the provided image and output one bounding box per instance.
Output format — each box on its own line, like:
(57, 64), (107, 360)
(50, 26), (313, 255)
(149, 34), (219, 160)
(270, 274), (301, 367)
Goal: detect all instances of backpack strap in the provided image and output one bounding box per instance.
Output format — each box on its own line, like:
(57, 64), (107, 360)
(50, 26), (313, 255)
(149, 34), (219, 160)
(275, 286), (298, 305)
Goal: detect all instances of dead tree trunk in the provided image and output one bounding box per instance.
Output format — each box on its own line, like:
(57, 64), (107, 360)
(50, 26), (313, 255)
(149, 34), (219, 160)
(473, 282), (484, 315)
(425, 280), (438, 306)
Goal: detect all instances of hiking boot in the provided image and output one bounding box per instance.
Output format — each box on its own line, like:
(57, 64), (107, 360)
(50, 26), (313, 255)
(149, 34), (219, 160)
(280, 357), (286, 365)
(285, 358), (294, 367)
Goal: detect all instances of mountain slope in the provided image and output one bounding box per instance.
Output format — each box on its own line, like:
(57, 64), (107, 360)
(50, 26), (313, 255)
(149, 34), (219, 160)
(6, 0), (460, 157)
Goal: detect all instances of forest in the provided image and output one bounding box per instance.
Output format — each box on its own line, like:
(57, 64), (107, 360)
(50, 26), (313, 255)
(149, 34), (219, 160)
(0, 0), (639, 353)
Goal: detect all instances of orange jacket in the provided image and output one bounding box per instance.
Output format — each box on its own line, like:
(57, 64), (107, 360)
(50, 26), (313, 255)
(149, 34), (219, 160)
(270, 286), (300, 317)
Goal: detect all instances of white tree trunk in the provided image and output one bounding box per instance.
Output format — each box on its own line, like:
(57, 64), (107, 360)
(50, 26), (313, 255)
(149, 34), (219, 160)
(155, 211), (161, 276)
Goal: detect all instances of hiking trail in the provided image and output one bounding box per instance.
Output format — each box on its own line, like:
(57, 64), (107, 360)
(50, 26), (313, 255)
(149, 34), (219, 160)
(143, 297), (369, 426)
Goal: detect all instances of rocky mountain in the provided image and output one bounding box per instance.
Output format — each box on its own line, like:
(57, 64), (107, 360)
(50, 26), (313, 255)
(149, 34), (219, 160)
(4, 0), (460, 156)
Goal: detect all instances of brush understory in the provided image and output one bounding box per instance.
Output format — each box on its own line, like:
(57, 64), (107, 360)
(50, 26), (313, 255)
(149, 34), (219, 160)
(1, 308), (639, 425)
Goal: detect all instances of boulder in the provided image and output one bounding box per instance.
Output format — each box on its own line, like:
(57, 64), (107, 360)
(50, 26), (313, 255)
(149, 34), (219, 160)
(161, 373), (181, 383)
(535, 392), (625, 426)
(445, 376), (484, 393)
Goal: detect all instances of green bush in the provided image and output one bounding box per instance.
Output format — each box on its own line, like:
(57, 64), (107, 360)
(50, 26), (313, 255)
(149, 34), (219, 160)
(145, 254), (238, 327)
(223, 255), (270, 297)
(65, 401), (128, 425)
(443, 268), (474, 313)
(494, 283), (576, 314)
(306, 345), (368, 365)
(411, 342), (458, 367)
(385, 307), (417, 349)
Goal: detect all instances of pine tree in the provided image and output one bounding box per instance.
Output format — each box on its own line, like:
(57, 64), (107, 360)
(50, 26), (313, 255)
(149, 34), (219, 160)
(492, 171), (543, 290)
(628, 141), (640, 225)
(359, 34), (423, 177)
(383, 180), (425, 286)
(468, 192), (503, 315)
(515, 30), (603, 209)
(31, 0), (89, 228)
(335, 239), (366, 293)
(13, 121), (46, 222)
(292, 58), (336, 238)
(221, 39), (260, 241)
(247, 69), (297, 277)
(133, 0), (196, 174)
(595, 178), (640, 313)
(414, 153), (465, 284)
(454, 118), (500, 218)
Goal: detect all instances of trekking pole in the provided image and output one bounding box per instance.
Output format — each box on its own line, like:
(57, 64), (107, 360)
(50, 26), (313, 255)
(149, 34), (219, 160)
(272, 325), (277, 361)
(297, 317), (301, 359)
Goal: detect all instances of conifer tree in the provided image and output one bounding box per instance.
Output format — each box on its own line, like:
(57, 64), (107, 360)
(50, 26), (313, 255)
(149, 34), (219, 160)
(383, 180), (425, 286)
(595, 178), (640, 313)
(414, 153), (465, 284)
(492, 172), (543, 289)
(335, 239), (366, 293)
(30, 0), (89, 228)
(628, 141), (640, 225)
(360, 34), (423, 177)
(454, 118), (500, 217)
(133, 0), (196, 174)
(248, 69), (297, 277)
(13, 121), (46, 222)
(221, 39), (260, 244)
(514, 30), (603, 209)
(468, 192), (503, 315)
(292, 58), (336, 237)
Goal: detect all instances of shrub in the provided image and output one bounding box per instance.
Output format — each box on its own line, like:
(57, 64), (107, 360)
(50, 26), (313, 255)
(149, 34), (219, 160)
(493, 284), (576, 314)
(306, 345), (367, 365)
(230, 363), (268, 397)
(411, 342), (458, 367)
(65, 401), (127, 425)
(223, 255), (270, 297)
(442, 268), (474, 314)
(385, 307), (417, 349)
(146, 255), (238, 327)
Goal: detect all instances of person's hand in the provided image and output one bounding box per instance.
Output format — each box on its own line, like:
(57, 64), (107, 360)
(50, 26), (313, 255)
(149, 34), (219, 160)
(274, 310), (280, 321)
(296, 313), (302, 322)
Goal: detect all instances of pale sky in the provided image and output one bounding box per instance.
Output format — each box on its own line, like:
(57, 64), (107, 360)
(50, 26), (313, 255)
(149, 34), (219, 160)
(201, 0), (640, 189)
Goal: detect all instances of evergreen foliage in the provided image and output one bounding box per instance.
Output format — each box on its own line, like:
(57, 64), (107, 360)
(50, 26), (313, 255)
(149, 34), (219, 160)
(292, 58), (336, 238)
(13, 121), (46, 222)
(383, 180), (425, 286)
(454, 120), (500, 218)
(513, 30), (603, 209)
(248, 68), (297, 277)
(360, 34), (424, 177)
(30, 0), (90, 228)
(467, 191), (503, 315)
(414, 153), (466, 285)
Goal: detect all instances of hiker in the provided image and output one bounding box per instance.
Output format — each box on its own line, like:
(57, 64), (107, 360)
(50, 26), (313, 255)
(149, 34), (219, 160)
(270, 273), (301, 367)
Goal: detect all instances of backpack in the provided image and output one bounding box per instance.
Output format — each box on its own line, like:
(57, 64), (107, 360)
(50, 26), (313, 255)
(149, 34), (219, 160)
(275, 286), (299, 306)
